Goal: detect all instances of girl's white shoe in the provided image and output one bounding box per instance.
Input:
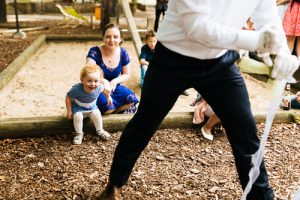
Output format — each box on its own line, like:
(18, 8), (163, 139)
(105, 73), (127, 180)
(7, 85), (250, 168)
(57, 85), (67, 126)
(97, 129), (111, 141)
(73, 133), (83, 145)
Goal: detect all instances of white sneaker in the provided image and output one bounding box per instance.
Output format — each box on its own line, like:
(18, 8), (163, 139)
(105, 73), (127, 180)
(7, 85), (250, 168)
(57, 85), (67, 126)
(97, 129), (111, 141)
(73, 133), (83, 145)
(201, 126), (213, 141)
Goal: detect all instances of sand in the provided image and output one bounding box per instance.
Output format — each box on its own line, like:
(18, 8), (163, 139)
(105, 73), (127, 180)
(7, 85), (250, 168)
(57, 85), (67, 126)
(0, 41), (272, 120)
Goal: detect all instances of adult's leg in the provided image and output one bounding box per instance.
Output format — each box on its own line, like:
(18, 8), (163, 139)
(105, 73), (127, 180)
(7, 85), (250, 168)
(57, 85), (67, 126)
(296, 36), (300, 58)
(154, 8), (162, 32)
(287, 35), (296, 53)
(140, 64), (148, 87)
(97, 93), (116, 114)
(194, 59), (274, 199)
(111, 85), (139, 113)
(109, 60), (186, 187)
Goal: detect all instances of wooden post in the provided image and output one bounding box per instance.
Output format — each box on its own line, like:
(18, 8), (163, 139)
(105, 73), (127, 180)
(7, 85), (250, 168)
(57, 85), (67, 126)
(120, 0), (143, 56)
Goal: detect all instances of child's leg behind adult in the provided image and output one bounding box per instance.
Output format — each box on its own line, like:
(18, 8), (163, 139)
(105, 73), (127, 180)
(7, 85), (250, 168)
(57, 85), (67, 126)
(140, 64), (148, 88)
(73, 112), (84, 144)
(89, 109), (111, 140)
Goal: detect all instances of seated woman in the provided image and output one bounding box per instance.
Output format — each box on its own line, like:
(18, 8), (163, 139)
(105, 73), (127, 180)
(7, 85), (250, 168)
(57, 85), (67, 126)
(86, 23), (138, 114)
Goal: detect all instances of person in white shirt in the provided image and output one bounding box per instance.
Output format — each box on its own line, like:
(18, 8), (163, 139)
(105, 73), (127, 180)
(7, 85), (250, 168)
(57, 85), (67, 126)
(98, 0), (299, 199)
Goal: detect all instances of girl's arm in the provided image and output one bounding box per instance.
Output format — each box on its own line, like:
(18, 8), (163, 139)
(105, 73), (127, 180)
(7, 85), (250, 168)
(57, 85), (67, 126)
(101, 82), (113, 105)
(65, 95), (73, 119)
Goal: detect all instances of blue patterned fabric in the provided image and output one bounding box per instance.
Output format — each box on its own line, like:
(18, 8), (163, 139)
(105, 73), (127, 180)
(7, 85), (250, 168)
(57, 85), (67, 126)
(87, 46), (138, 113)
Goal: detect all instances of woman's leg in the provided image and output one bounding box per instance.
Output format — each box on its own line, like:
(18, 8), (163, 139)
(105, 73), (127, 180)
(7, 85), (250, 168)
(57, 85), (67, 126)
(296, 36), (300, 58)
(97, 93), (116, 114)
(112, 85), (138, 114)
(287, 35), (296, 53)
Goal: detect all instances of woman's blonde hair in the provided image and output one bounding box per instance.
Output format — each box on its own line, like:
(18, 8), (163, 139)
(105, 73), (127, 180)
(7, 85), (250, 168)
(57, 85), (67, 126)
(80, 63), (103, 80)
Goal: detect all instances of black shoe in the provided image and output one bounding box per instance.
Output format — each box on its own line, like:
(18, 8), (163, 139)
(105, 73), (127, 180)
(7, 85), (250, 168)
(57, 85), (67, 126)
(97, 182), (122, 200)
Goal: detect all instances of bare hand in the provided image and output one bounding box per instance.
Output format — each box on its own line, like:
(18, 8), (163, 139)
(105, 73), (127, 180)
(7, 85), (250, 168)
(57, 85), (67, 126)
(66, 112), (73, 120)
(110, 80), (117, 92)
(107, 96), (113, 106)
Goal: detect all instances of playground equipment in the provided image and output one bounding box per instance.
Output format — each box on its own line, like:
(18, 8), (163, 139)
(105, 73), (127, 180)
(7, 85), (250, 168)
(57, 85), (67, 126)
(55, 3), (90, 28)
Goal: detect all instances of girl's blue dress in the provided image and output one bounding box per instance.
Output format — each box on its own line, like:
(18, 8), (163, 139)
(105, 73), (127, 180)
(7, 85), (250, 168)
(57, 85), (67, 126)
(87, 46), (138, 113)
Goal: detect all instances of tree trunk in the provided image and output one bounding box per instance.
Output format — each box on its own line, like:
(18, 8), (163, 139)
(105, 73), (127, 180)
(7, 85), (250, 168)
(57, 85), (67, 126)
(100, 0), (120, 33)
(100, 0), (110, 32)
(0, 0), (7, 23)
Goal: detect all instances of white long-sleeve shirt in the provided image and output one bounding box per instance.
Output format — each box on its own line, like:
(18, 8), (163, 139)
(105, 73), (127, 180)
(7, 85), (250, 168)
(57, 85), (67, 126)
(157, 0), (289, 59)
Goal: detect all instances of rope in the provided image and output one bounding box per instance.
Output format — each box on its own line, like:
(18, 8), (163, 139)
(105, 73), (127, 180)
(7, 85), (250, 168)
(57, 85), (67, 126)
(241, 80), (287, 200)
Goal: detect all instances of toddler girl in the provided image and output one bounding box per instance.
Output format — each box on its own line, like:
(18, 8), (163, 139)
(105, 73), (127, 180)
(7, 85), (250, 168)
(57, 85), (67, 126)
(66, 63), (111, 144)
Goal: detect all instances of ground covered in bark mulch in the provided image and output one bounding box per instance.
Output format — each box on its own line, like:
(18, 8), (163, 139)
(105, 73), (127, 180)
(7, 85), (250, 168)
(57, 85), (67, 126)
(0, 123), (300, 200)
(0, 20), (100, 73)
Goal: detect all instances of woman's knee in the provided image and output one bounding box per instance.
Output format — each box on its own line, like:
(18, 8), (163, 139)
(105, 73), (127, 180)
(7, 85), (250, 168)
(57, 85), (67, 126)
(125, 94), (138, 104)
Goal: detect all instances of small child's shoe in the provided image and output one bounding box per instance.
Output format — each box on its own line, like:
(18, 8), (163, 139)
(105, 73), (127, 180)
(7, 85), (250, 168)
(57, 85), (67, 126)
(73, 133), (83, 145)
(201, 126), (213, 141)
(97, 129), (111, 141)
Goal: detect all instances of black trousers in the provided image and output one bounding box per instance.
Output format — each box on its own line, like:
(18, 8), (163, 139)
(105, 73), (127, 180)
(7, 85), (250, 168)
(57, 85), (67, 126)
(154, 7), (166, 32)
(109, 42), (274, 199)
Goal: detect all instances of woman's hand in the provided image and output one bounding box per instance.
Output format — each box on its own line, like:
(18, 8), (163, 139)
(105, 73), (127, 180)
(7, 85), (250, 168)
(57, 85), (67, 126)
(107, 96), (113, 106)
(110, 80), (118, 92)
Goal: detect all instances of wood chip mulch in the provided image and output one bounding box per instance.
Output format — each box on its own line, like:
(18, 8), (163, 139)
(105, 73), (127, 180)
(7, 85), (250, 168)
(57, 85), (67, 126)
(0, 123), (299, 200)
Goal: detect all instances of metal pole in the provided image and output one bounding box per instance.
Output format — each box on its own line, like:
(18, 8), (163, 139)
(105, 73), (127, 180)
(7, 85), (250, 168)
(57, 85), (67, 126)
(40, 0), (44, 15)
(13, 0), (20, 32)
(12, 0), (26, 39)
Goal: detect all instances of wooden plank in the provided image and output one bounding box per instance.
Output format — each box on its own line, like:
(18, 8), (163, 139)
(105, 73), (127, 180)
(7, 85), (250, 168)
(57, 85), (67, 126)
(120, 0), (143, 56)
(0, 111), (294, 139)
(0, 34), (46, 92)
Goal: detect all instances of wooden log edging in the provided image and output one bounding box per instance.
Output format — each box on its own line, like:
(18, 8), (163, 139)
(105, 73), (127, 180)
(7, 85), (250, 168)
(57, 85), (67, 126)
(0, 34), (46, 92)
(0, 111), (294, 139)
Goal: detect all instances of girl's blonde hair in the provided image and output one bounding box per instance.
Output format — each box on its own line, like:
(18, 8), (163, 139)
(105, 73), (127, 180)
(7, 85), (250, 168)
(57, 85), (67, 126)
(80, 63), (103, 80)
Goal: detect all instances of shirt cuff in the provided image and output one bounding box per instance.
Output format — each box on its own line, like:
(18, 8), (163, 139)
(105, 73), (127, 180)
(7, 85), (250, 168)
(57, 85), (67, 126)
(236, 30), (260, 52)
